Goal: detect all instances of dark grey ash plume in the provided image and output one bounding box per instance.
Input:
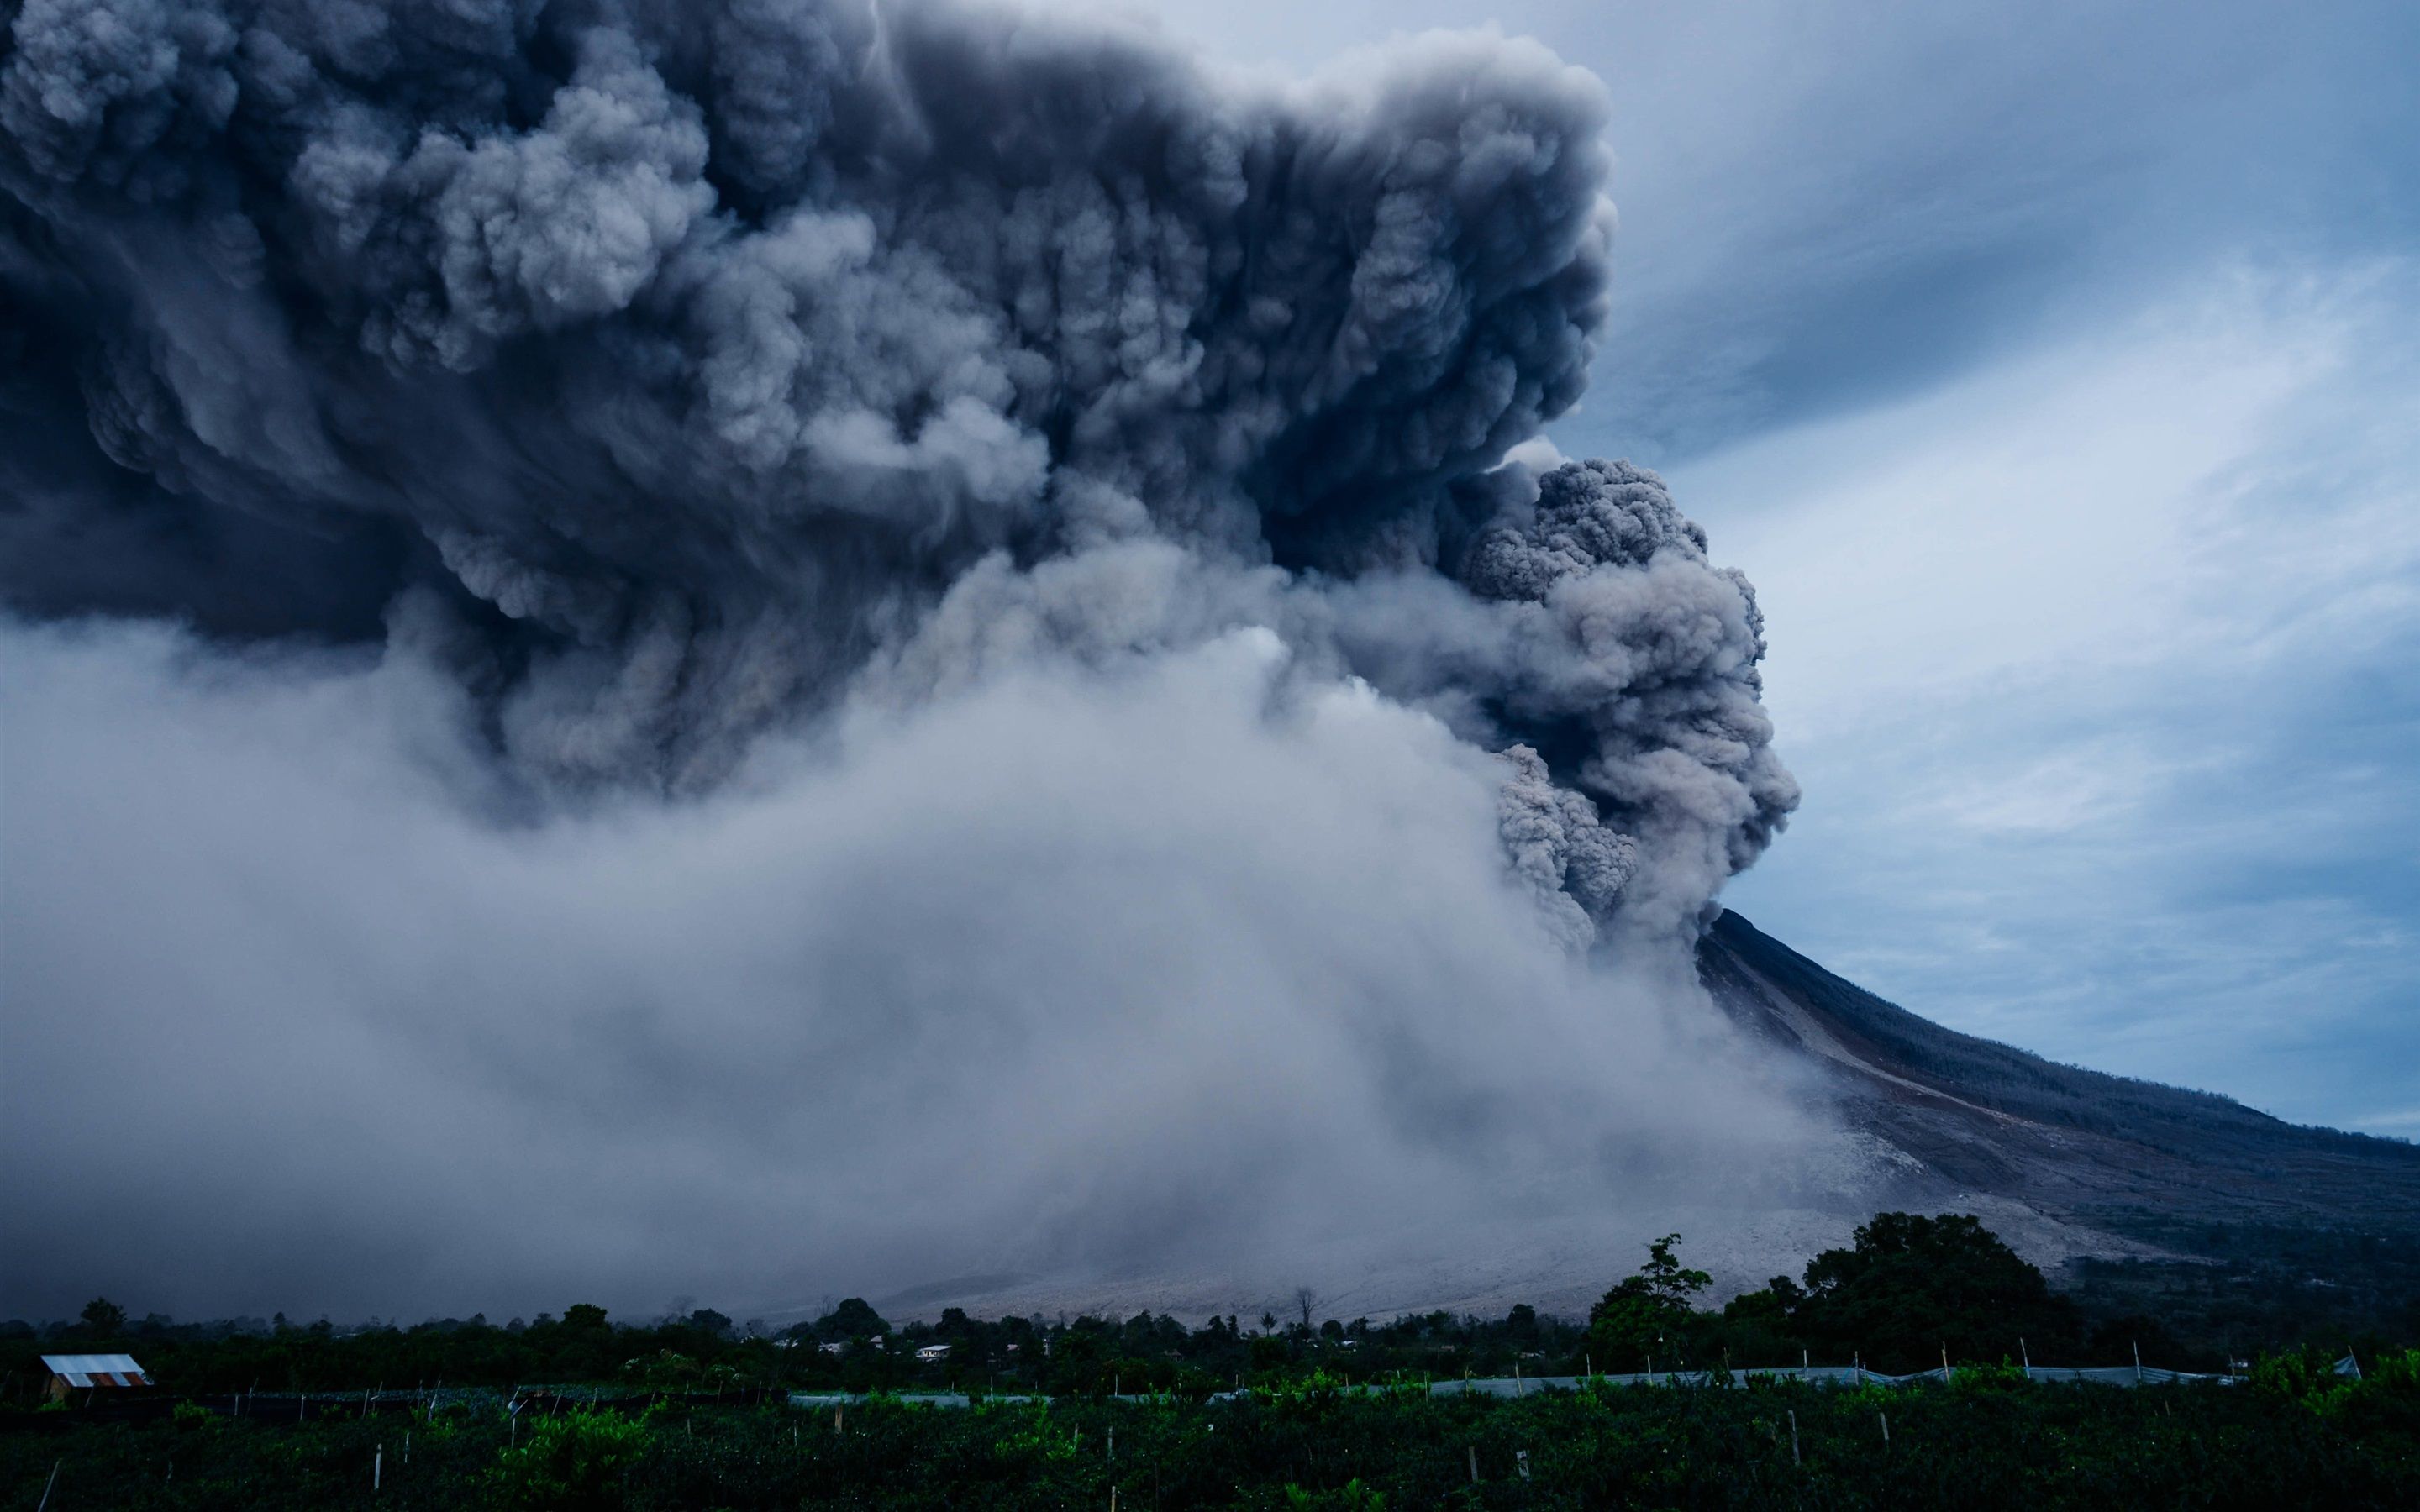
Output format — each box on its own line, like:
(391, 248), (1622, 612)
(1459, 458), (1801, 940)
(0, 0), (1790, 940)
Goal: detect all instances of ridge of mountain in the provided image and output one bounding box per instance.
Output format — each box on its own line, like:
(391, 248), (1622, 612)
(804, 912), (2415, 1326)
(1697, 909), (2420, 1248)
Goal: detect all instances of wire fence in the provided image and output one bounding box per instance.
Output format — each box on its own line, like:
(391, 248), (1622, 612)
(784, 1356), (2371, 1409)
(17, 1354), (2366, 1429)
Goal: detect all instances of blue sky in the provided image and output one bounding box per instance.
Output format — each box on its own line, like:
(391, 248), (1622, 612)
(1086, 0), (2420, 1133)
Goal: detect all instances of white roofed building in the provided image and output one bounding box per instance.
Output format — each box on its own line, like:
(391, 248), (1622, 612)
(41, 1354), (152, 1400)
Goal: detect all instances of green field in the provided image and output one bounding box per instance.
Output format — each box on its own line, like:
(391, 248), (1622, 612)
(7, 1361), (2419, 1511)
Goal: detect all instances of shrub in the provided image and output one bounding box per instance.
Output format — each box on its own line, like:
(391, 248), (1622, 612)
(490, 1406), (654, 1511)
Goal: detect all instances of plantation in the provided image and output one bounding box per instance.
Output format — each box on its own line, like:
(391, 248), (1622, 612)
(8, 1218), (2413, 1507)
(4, 1360), (2418, 1509)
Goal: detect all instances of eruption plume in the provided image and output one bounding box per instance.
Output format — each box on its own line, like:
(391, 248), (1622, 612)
(0, 0), (1823, 1319)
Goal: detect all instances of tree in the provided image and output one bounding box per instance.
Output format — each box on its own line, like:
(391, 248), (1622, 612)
(1586, 1235), (1710, 1367)
(1716, 1275), (1807, 1365)
(816, 1298), (888, 1341)
(1292, 1287), (1321, 1331)
(1741, 1212), (2084, 1373)
(80, 1298), (127, 1336)
(562, 1304), (609, 1331)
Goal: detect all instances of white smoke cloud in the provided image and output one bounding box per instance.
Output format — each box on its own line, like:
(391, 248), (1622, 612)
(1, 616), (1832, 1319)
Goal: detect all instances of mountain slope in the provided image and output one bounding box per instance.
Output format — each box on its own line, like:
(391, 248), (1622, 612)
(1698, 909), (2420, 1251)
(824, 912), (2414, 1326)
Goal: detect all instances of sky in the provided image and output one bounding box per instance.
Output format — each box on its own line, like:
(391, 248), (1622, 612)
(1081, 0), (2420, 1133)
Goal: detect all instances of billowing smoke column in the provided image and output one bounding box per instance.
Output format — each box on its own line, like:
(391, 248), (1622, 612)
(0, 0), (1791, 945)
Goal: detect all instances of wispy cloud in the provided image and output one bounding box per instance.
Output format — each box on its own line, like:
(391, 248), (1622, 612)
(1691, 263), (2420, 1131)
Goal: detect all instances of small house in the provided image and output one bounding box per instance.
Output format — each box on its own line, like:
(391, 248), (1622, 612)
(915, 1342), (950, 1362)
(42, 1354), (152, 1401)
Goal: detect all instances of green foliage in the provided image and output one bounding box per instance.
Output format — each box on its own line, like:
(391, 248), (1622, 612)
(1284, 1476), (1387, 1509)
(1586, 1233), (1712, 1368)
(491, 1405), (655, 1511)
(1949, 1359), (2031, 1394)
(2250, 1348), (2333, 1405)
(2066, 1220), (2420, 1359)
(985, 1401), (1081, 1463)
(79, 1297), (128, 1336)
(812, 1298), (888, 1341)
(1255, 1369), (1355, 1407)
(2371, 1348), (2420, 1394)
(1714, 1211), (2084, 1372)
(2333, 1349), (2420, 1440)
(4, 1382), (2417, 1509)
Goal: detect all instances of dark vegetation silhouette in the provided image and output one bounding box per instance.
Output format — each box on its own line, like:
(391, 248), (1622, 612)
(3, 1350), (2417, 1509)
(6, 1215), (2407, 1405)
(6, 1215), (2415, 1505)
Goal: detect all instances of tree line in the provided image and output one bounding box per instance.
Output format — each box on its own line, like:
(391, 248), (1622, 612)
(8, 1214), (2410, 1405)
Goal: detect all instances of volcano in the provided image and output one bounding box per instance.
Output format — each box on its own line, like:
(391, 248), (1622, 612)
(841, 913), (2420, 1327)
(1699, 910), (2420, 1263)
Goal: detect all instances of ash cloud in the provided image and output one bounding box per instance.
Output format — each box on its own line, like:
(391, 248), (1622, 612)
(0, 0), (1823, 1319)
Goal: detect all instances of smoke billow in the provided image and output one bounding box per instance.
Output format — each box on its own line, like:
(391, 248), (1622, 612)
(0, 0), (1823, 1320)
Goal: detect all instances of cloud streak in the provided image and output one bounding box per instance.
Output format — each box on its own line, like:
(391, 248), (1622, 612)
(1702, 264), (2420, 1134)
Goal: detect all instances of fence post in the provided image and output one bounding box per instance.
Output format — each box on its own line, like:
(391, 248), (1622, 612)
(36, 1458), (60, 1512)
(1879, 1411), (1889, 1447)
(374, 1443), (382, 1493)
(1787, 1410), (1800, 1467)
(1468, 1446), (1479, 1484)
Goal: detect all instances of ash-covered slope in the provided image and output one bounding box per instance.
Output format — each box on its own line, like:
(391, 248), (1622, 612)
(818, 913), (2417, 1325)
(1699, 910), (2420, 1252)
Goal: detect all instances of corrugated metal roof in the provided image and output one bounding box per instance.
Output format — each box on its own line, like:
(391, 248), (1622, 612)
(41, 1354), (151, 1388)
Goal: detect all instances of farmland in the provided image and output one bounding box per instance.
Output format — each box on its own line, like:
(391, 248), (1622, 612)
(6, 1359), (2419, 1510)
